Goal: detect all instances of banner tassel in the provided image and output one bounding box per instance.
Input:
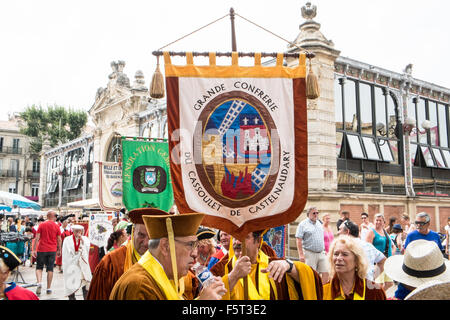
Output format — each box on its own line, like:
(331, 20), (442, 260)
(149, 55), (165, 99)
(306, 57), (320, 100)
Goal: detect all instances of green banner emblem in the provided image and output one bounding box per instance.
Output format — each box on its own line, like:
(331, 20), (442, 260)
(122, 138), (173, 211)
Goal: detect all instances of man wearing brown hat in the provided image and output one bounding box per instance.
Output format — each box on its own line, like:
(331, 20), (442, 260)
(109, 212), (227, 300)
(86, 207), (164, 300)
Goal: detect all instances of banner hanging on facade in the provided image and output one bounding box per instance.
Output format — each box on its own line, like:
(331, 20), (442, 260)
(122, 138), (174, 212)
(98, 161), (123, 211)
(165, 51), (308, 240)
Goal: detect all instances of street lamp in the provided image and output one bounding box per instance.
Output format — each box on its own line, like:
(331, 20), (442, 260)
(403, 118), (432, 135)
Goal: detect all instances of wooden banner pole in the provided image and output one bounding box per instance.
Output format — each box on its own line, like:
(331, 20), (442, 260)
(230, 7), (237, 52)
(241, 240), (249, 300)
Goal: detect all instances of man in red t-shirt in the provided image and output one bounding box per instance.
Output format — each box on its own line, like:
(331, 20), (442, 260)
(32, 211), (61, 296)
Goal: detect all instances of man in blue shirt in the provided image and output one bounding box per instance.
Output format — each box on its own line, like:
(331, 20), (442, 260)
(403, 212), (443, 252)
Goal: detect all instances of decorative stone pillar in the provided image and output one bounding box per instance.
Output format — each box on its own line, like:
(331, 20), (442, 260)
(39, 136), (52, 208)
(288, 2), (341, 192)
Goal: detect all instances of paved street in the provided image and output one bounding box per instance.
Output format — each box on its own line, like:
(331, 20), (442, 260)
(7, 263), (85, 300)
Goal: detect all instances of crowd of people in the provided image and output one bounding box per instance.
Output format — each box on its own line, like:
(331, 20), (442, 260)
(295, 207), (450, 299)
(0, 207), (449, 301)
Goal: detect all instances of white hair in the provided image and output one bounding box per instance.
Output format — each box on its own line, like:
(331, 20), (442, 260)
(416, 212), (430, 223)
(374, 213), (385, 220)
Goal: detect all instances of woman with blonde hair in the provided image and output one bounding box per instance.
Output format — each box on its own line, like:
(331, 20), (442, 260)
(323, 235), (386, 300)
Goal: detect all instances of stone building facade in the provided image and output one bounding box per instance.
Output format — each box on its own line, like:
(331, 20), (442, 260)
(284, 3), (450, 258)
(0, 116), (40, 202)
(40, 61), (168, 211)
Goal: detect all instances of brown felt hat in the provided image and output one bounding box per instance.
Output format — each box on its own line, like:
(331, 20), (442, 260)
(128, 207), (169, 225)
(142, 212), (205, 239)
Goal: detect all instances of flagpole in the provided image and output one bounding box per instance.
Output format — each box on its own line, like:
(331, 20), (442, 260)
(230, 7), (237, 52)
(230, 9), (248, 299)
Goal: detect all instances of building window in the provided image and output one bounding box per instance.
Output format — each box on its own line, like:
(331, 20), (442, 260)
(409, 97), (450, 170)
(12, 139), (19, 154)
(336, 75), (404, 195)
(8, 183), (16, 193)
(106, 137), (122, 162)
(10, 159), (19, 176)
(32, 183), (39, 197)
(46, 156), (59, 194)
(33, 160), (40, 173)
(336, 77), (400, 164)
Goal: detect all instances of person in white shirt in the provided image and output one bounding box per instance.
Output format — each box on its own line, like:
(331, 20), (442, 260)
(359, 212), (374, 242)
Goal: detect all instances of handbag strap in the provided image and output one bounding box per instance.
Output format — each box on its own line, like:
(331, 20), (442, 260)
(383, 229), (390, 257)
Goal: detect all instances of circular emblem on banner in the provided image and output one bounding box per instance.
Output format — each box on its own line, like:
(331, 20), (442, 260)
(194, 91), (279, 208)
(133, 165), (167, 194)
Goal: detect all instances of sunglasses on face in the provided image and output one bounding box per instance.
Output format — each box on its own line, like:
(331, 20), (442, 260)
(414, 221), (428, 226)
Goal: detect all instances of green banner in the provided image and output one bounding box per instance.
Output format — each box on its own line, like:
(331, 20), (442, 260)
(122, 138), (173, 212)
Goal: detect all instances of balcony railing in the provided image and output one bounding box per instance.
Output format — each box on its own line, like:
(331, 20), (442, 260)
(0, 146), (23, 154)
(0, 170), (22, 178)
(26, 170), (40, 180)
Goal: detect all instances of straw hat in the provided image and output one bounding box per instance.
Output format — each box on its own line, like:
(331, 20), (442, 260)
(384, 240), (450, 288)
(405, 280), (450, 300)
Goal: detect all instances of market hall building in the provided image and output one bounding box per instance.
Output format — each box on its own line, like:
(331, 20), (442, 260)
(38, 3), (449, 260)
(39, 60), (168, 212)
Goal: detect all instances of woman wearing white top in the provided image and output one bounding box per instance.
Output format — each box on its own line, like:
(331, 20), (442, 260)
(359, 212), (374, 242)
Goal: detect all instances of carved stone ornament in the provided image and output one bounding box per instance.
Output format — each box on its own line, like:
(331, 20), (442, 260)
(301, 2), (317, 20)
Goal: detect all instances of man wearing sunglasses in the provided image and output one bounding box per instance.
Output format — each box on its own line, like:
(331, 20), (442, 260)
(402, 212), (444, 254)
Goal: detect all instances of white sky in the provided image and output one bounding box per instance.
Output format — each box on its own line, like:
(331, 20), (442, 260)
(1, 0), (449, 121)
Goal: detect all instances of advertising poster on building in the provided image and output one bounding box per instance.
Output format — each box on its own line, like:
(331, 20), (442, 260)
(165, 52), (308, 239)
(98, 161), (123, 210)
(122, 138), (174, 212)
(88, 213), (114, 248)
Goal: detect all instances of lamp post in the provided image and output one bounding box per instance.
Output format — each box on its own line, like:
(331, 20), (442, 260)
(401, 68), (414, 197)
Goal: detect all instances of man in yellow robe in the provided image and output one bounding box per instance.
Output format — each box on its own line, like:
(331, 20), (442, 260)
(211, 230), (323, 300)
(109, 212), (227, 300)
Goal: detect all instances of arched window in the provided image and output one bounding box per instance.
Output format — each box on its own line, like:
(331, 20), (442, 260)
(106, 136), (122, 162)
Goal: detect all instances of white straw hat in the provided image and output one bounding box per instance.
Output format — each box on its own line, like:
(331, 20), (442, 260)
(405, 280), (450, 300)
(384, 240), (450, 288)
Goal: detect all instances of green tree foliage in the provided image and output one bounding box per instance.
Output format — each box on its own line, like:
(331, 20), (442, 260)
(19, 104), (88, 153)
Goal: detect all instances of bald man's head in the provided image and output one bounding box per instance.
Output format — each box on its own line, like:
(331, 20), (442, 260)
(47, 211), (56, 220)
